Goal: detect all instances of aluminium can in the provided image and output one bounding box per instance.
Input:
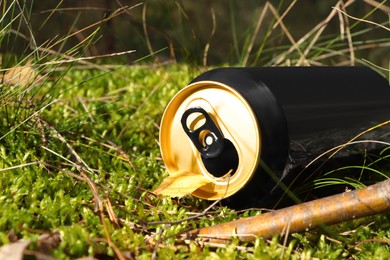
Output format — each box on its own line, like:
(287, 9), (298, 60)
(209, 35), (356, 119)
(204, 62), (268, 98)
(159, 66), (390, 208)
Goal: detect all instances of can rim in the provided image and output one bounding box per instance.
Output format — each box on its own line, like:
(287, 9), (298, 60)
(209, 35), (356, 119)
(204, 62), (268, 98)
(159, 80), (262, 200)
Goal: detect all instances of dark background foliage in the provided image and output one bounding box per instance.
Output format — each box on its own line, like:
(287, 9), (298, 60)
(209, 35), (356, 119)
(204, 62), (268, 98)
(2, 0), (388, 66)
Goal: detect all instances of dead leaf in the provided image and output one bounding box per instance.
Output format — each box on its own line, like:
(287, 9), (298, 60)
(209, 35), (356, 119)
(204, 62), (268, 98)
(0, 240), (30, 260)
(154, 171), (212, 197)
(1, 65), (42, 87)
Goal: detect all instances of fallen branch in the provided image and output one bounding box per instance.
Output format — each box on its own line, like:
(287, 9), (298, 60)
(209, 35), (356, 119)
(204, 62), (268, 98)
(186, 179), (390, 243)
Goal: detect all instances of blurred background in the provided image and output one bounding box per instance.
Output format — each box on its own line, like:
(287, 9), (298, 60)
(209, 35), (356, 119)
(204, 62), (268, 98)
(1, 0), (389, 67)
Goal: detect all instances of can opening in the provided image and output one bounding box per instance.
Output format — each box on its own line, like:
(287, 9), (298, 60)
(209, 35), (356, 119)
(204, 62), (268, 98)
(201, 138), (239, 178)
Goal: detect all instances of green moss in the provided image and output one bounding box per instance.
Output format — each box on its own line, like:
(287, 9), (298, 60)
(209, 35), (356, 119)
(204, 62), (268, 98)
(1, 65), (389, 258)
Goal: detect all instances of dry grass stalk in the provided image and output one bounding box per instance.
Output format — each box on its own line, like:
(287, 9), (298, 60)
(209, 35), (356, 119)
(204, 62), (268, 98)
(267, 4), (308, 65)
(275, 0), (354, 66)
(363, 0), (390, 13)
(313, 42), (390, 62)
(242, 2), (271, 66)
(333, 7), (390, 32)
(203, 8), (216, 67)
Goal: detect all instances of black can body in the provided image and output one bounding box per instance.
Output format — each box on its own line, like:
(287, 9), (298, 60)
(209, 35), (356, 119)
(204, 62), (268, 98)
(159, 66), (390, 209)
(188, 67), (390, 208)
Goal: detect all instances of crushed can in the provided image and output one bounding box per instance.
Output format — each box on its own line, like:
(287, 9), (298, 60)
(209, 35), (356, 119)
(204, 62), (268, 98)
(159, 67), (390, 208)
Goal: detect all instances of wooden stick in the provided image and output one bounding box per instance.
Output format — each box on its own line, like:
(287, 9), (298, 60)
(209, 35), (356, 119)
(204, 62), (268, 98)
(186, 179), (390, 243)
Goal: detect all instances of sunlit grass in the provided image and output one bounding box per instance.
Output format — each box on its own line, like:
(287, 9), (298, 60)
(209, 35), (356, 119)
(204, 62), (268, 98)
(0, 0), (389, 259)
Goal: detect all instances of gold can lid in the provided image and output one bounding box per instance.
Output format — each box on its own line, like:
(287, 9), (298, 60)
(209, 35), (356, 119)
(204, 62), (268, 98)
(160, 80), (261, 200)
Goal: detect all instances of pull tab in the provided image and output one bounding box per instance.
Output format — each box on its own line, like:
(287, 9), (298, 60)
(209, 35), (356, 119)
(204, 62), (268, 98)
(181, 107), (225, 159)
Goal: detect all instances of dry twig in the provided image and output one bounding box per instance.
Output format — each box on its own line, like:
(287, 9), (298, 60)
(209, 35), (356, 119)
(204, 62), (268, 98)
(186, 179), (390, 243)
